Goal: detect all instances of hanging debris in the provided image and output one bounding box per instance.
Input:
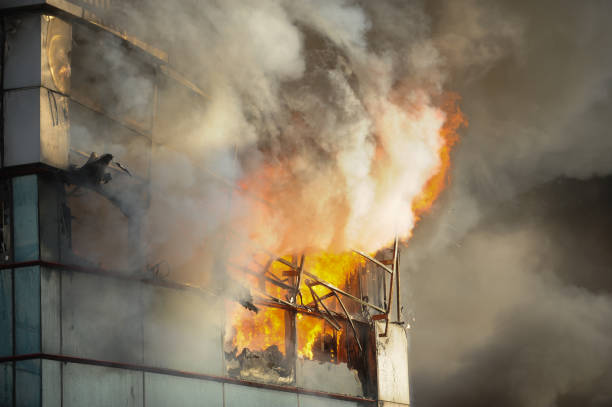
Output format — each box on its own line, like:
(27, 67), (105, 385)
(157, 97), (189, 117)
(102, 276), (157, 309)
(64, 152), (114, 187)
(115, 162), (132, 176)
(234, 279), (260, 313)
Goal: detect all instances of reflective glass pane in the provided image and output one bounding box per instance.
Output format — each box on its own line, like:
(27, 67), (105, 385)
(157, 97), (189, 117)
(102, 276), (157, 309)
(15, 266), (41, 355)
(61, 273), (142, 363)
(16, 359), (41, 407)
(0, 362), (13, 407)
(0, 179), (11, 263)
(40, 269), (60, 354)
(143, 285), (223, 375)
(13, 175), (39, 262)
(38, 175), (61, 263)
(224, 384), (297, 407)
(0, 270), (13, 357)
(145, 373), (222, 407)
(299, 394), (357, 407)
(63, 363), (142, 407)
(42, 360), (61, 407)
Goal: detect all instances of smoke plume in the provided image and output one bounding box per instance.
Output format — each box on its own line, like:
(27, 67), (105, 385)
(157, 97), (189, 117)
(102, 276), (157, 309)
(81, 0), (612, 405)
(110, 0), (462, 262)
(403, 1), (612, 406)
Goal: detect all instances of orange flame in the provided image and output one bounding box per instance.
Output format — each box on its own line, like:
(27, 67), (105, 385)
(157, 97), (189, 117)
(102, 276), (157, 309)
(227, 302), (287, 355)
(296, 314), (323, 360)
(299, 252), (364, 306)
(226, 252), (363, 360)
(227, 92), (466, 363)
(412, 93), (467, 218)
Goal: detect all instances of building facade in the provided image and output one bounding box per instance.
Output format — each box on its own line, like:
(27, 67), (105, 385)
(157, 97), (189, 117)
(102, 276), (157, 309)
(0, 1), (411, 406)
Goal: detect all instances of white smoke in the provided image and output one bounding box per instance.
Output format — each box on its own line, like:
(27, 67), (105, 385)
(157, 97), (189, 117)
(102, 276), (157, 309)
(121, 0), (459, 258)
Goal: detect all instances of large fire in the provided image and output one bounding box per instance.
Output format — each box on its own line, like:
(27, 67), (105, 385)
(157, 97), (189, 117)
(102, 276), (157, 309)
(226, 252), (364, 359)
(226, 92), (466, 362)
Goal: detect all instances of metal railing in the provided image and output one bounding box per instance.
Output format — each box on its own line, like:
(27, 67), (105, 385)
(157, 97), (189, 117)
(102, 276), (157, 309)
(229, 235), (402, 344)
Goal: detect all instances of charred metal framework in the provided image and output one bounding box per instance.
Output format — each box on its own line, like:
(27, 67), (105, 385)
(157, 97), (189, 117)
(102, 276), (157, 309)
(0, 1), (412, 406)
(226, 250), (377, 393)
(232, 238), (402, 352)
(215, 161), (408, 399)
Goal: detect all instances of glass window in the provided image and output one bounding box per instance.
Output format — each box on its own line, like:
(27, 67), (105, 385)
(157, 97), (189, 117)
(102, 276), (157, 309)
(41, 269), (60, 355)
(63, 184), (133, 270)
(224, 383), (298, 407)
(61, 272), (142, 363)
(0, 362), (13, 407)
(63, 363), (143, 407)
(15, 266), (41, 355)
(145, 373), (222, 407)
(0, 179), (11, 264)
(42, 360), (61, 407)
(16, 359), (41, 407)
(71, 23), (155, 135)
(299, 394), (358, 407)
(0, 269), (13, 357)
(225, 303), (295, 385)
(143, 285), (223, 375)
(38, 175), (62, 263)
(13, 175), (39, 262)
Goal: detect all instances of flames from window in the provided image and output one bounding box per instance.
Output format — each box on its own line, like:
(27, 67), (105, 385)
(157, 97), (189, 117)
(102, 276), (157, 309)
(226, 93), (466, 362)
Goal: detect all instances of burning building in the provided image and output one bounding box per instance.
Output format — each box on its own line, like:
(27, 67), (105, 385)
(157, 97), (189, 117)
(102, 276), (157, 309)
(0, 1), (464, 406)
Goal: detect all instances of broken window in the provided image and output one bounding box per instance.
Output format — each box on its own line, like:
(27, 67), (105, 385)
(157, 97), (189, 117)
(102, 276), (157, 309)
(224, 303), (295, 385)
(296, 314), (345, 363)
(223, 250), (385, 397)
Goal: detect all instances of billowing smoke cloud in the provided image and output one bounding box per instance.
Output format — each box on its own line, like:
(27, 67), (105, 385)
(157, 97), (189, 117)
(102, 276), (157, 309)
(416, 0), (612, 252)
(402, 1), (612, 406)
(85, 0), (612, 404)
(113, 0), (460, 262)
(408, 180), (612, 406)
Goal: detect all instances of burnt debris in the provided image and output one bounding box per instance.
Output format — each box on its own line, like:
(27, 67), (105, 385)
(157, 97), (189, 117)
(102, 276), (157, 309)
(64, 152), (114, 187)
(226, 345), (293, 384)
(235, 281), (260, 313)
(115, 162), (132, 177)
(60, 152), (142, 218)
(63, 152), (132, 188)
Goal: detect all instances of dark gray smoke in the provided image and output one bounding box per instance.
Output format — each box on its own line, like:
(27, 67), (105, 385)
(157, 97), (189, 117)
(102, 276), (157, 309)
(403, 1), (612, 406)
(407, 177), (612, 407)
